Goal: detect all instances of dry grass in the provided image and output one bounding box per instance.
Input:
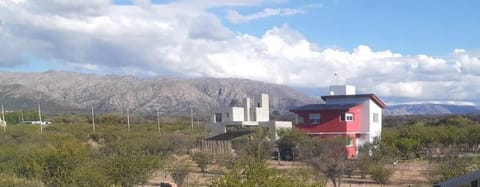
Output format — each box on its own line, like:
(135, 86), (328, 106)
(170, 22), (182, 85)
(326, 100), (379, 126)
(144, 159), (432, 187)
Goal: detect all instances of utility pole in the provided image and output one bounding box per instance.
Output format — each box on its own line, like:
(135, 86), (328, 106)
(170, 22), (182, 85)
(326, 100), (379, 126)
(190, 106), (193, 130)
(157, 110), (161, 136)
(127, 107), (130, 133)
(91, 106), (96, 134)
(2, 105), (5, 133)
(38, 104), (43, 134)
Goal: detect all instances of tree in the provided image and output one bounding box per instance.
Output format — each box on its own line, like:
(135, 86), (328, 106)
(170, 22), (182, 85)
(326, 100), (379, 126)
(277, 129), (308, 160)
(101, 140), (162, 187)
(369, 164), (393, 185)
(15, 138), (91, 186)
(169, 161), (190, 187)
(429, 148), (479, 183)
(395, 138), (420, 160)
(191, 151), (211, 173)
(299, 136), (349, 187)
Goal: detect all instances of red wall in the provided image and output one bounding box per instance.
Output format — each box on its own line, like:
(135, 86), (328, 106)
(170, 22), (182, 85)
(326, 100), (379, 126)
(293, 106), (362, 158)
(295, 106), (361, 134)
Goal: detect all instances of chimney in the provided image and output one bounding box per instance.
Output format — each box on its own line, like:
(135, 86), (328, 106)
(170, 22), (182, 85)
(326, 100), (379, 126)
(329, 85), (356, 95)
(244, 97), (250, 121)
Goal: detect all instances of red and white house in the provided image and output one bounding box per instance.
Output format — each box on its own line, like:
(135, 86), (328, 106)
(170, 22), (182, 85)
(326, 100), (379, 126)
(289, 85), (386, 158)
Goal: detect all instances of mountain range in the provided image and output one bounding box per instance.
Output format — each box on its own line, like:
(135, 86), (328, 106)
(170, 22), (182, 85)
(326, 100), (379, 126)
(0, 71), (478, 116)
(0, 71), (319, 115)
(384, 104), (480, 116)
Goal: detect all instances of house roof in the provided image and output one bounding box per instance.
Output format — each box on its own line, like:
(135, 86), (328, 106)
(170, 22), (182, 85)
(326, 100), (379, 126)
(205, 130), (253, 141)
(289, 104), (358, 112)
(321, 94), (387, 109)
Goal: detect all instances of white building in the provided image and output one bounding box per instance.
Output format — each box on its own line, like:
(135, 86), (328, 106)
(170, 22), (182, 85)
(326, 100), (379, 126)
(208, 93), (292, 140)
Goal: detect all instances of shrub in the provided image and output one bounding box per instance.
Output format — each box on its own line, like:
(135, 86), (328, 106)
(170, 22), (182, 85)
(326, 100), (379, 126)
(101, 142), (162, 187)
(191, 152), (211, 172)
(0, 174), (42, 187)
(15, 139), (91, 186)
(169, 160), (190, 187)
(369, 164), (393, 184)
(212, 156), (322, 187)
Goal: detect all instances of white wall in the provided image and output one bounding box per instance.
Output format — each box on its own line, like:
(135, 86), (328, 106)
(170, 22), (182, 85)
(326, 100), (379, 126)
(254, 94), (269, 122)
(244, 97), (251, 121)
(368, 100), (383, 143)
(231, 107), (244, 122)
(359, 101), (370, 134)
(259, 121), (292, 140)
(329, 85), (356, 95)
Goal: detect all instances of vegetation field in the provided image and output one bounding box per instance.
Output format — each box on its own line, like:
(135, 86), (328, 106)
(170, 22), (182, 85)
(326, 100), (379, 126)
(1, 113), (480, 186)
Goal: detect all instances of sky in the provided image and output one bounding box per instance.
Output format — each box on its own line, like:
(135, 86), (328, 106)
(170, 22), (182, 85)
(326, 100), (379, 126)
(0, 0), (479, 105)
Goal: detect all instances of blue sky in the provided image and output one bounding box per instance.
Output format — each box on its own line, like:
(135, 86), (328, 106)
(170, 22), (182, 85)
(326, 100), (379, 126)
(0, 0), (479, 104)
(220, 0), (480, 55)
(112, 0), (480, 55)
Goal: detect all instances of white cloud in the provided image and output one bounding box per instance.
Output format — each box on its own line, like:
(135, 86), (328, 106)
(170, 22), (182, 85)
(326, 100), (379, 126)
(226, 8), (303, 23)
(0, 1), (479, 103)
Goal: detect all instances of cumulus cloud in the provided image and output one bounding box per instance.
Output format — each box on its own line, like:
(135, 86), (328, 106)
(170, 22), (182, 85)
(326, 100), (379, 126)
(226, 8), (303, 23)
(0, 0), (479, 103)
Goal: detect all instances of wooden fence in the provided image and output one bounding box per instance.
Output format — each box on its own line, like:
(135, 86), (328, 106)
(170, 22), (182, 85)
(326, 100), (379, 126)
(199, 140), (232, 154)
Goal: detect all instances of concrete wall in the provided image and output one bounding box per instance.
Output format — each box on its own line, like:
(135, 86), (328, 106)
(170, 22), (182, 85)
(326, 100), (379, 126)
(329, 85), (356, 95)
(254, 94), (269, 122)
(244, 97), (251, 121)
(368, 100), (383, 143)
(231, 107), (244, 121)
(259, 121), (292, 140)
(207, 93), (290, 139)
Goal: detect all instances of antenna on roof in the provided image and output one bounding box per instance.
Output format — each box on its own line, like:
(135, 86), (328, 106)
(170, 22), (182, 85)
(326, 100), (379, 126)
(334, 73), (338, 85)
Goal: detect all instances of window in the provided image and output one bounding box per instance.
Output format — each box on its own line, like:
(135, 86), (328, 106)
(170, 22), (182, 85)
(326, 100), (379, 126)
(214, 113), (222, 123)
(373, 113), (379, 123)
(295, 115), (304, 124)
(309, 113), (321, 124)
(341, 113), (354, 122)
(226, 112), (230, 118)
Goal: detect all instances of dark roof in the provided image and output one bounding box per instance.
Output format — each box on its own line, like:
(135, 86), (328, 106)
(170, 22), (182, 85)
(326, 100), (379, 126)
(321, 94), (387, 109)
(289, 104), (358, 112)
(205, 130), (253, 141)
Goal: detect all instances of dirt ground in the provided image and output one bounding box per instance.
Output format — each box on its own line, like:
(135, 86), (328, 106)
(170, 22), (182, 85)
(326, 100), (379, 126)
(143, 160), (432, 187)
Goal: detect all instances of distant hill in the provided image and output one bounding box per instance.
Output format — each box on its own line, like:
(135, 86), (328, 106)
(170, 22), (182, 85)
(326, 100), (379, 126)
(0, 71), (320, 115)
(385, 104), (480, 116)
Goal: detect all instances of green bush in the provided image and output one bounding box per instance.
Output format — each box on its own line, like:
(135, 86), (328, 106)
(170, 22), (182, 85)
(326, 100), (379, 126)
(369, 164), (393, 184)
(191, 152), (211, 172)
(1, 117), (204, 186)
(212, 156), (322, 187)
(0, 174), (42, 187)
(100, 140), (162, 187)
(169, 161), (190, 187)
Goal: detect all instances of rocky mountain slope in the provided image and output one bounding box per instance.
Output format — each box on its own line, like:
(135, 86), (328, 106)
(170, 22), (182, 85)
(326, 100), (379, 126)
(0, 71), (320, 115)
(384, 104), (480, 116)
